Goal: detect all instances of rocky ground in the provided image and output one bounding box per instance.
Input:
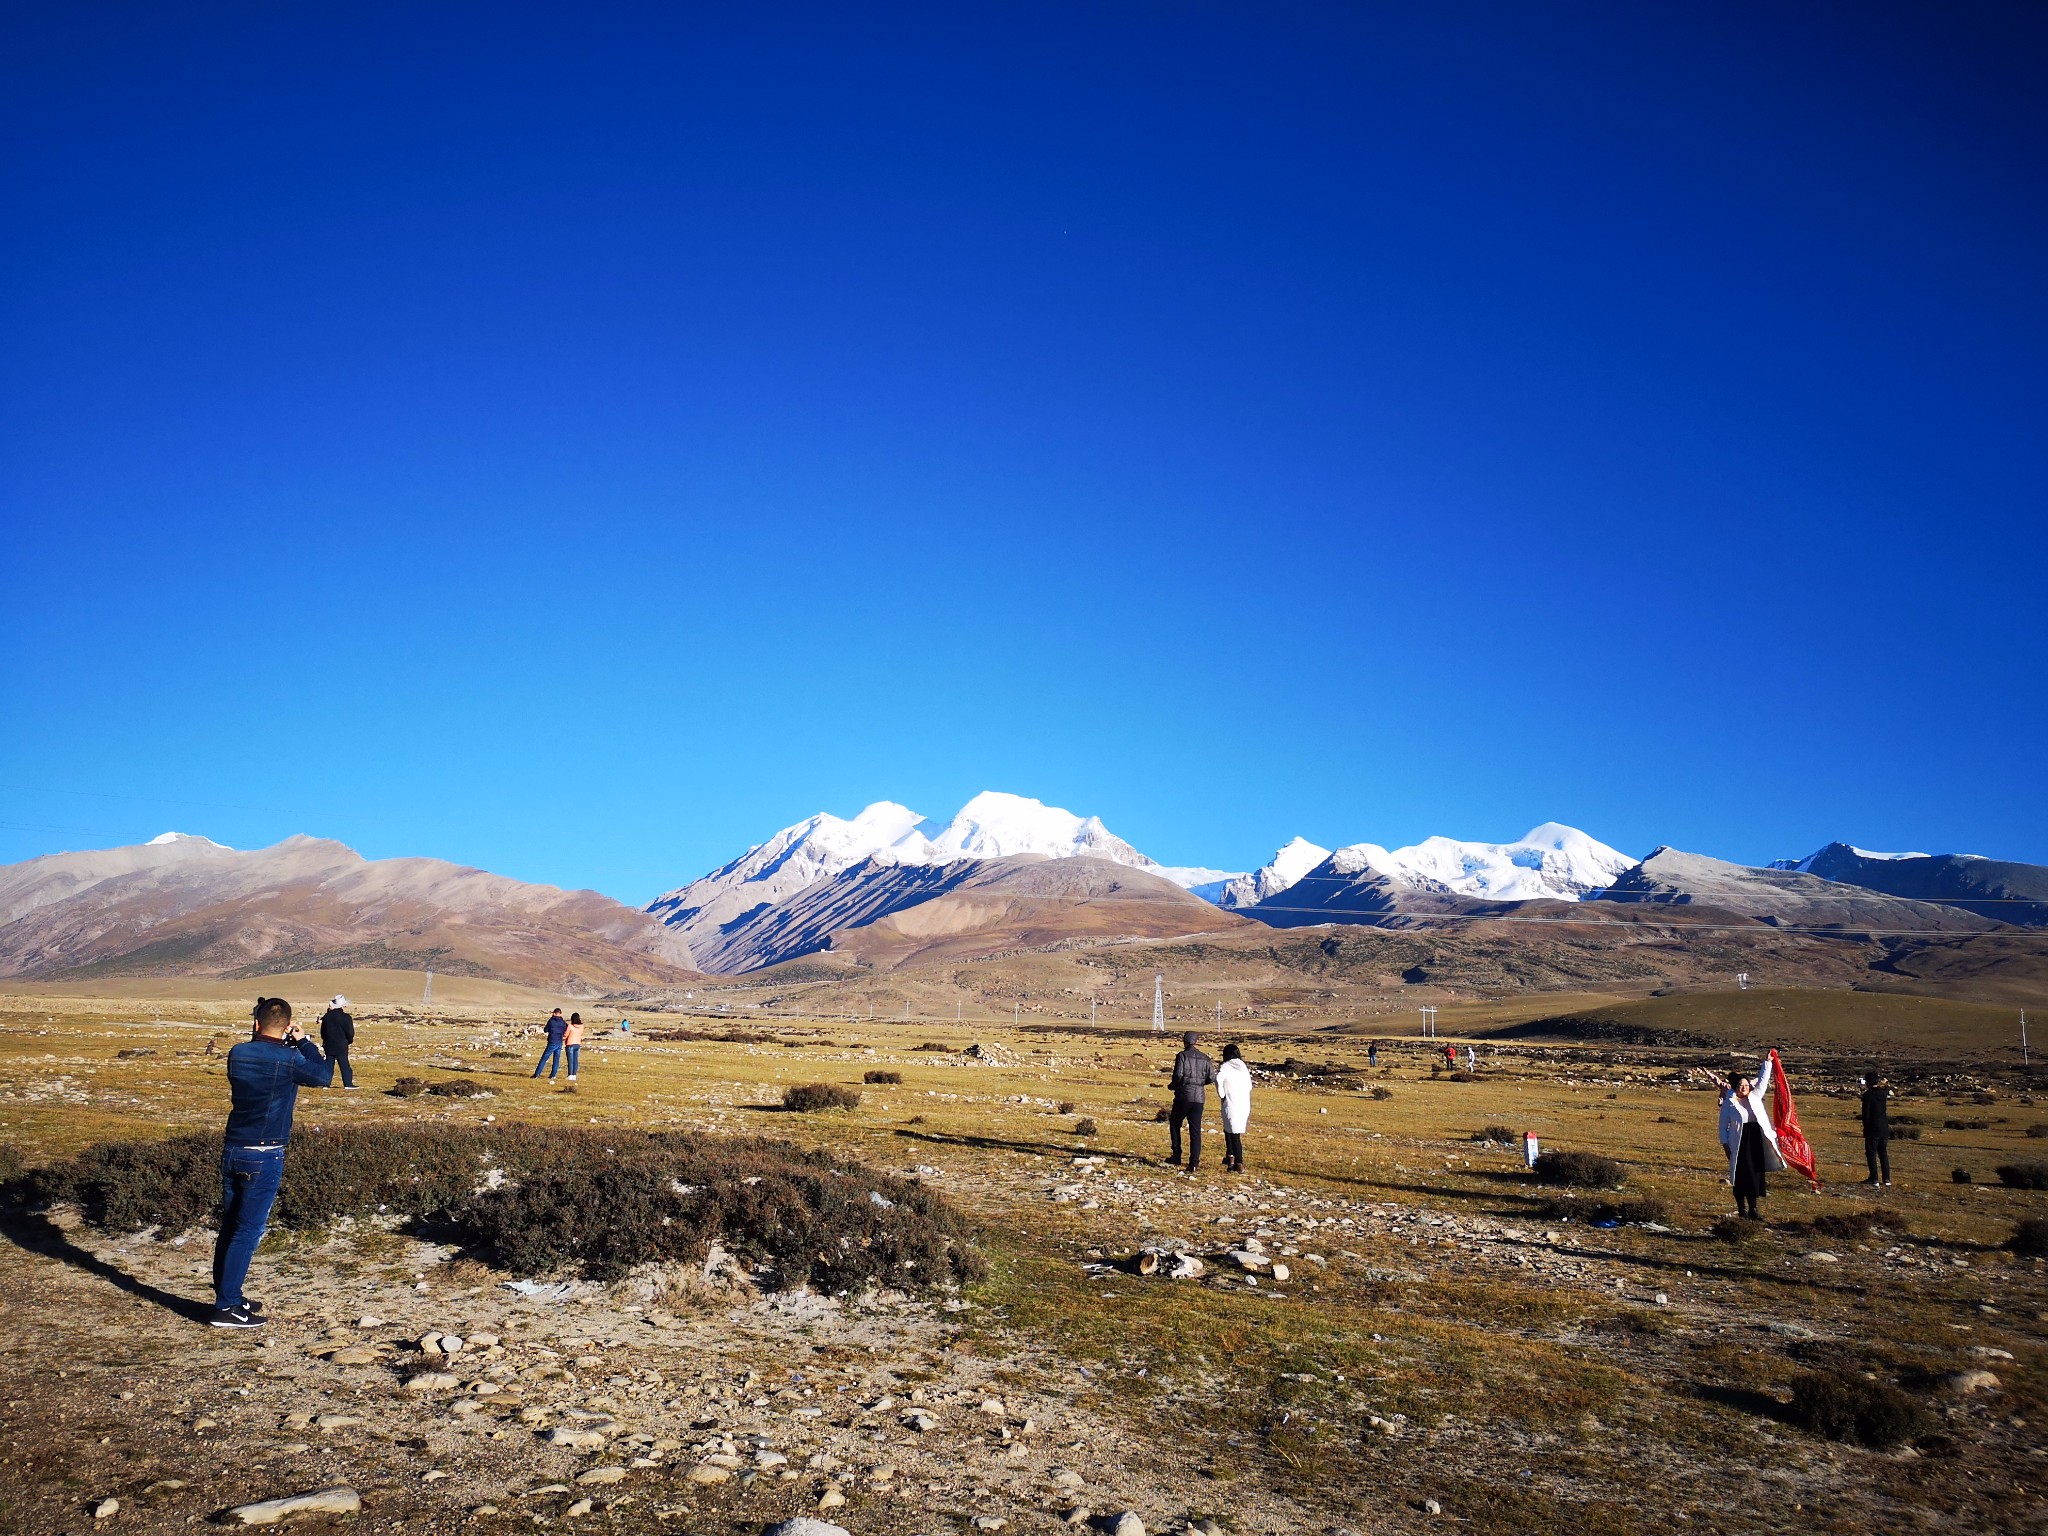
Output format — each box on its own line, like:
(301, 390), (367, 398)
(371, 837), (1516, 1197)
(2, 996), (2045, 1534)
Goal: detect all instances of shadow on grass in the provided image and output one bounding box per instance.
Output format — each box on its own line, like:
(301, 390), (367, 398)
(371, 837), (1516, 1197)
(893, 1128), (1151, 1164)
(0, 1210), (211, 1323)
(1691, 1380), (1797, 1424)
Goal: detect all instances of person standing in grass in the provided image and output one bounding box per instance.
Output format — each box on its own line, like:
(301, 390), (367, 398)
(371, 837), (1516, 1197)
(1368, 1043), (1378, 1069)
(563, 1011), (585, 1086)
(532, 1008), (568, 1080)
(1167, 1030), (1215, 1171)
(319, 994), (356, 1090)
(1216, 1042), (1253, 1172)
(1720, 1060), (1784, 1219)
(1860, 1070), (1892, 1187)
(213, 996), (331, 1328)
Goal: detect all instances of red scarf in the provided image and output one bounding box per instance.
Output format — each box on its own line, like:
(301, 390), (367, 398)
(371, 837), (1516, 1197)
(1768, 1049), (1820, 1190)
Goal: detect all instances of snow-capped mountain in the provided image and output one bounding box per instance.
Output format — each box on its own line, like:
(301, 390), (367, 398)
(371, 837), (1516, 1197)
(1218, 837), (1331, 909)
(1341, 822), (1636, 902)
(1769, 845), (1930, 871)
(646, 792), (1166, 946)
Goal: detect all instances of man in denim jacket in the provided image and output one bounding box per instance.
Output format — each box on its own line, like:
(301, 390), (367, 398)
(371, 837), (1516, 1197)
(213, 996), (331, 1328)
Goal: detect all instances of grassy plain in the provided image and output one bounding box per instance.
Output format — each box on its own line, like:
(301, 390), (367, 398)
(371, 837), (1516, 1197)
(0, 983), (2043, 1534)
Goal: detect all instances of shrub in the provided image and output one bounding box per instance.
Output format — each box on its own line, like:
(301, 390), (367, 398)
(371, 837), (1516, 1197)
(1369, 1086), (1393, 1101)
(1953, 1167), (1973, 1185)
(1807, 1210), (1882, 1240)
(1056, 1100), (1075, 1115)
(1534, 1195), (1667, 1226)
(1891, 1126), (1921, 1140)
(1996, 1162), (2048, 1190)
(2009, 1217), (2048, 1257)
(390, 1077), (430, 1098)
(783, 1083), (860, 1113)
(1889, 1113), (1922, 1125)
(913, 1042), (952, 1053)
(0, 1142), (23, 1183)
(1153, 1107), (1171, 1122)
(426, 1077), (490, 1097)
(863, 1070), (903, 1085)
(24, 1124), (981, 1291)
(1712, 1215), (1767, 1244)
(1787, 1370), (1935, 1448)
(1448, 1070), (1475, 1083)
(2026, 1124), (2048, 1139)
(1472, 1126), (1519, 1146)
(1533, 1150), (1626, 1189)
(1074, 1119), (1098, 1137)
(1945, 1119), (1988, 1131)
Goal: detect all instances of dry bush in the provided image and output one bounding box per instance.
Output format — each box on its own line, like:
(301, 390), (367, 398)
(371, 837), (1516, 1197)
(1074, 1118), (1099, 1137)
(1787, 1370), (1934, 1448)
(1891, 1126), (1921, 1140)
(426, 1077), (490, 1097)
(863, 1070), (903, 1085)
(1448, 1070), (1476, 1082)
(1533, 1150), (1626, 1189)
(1945, 1119), (1989, 1131)
(2009, 1217), (2048, 1257)
(0, 1143), (23, 1183)
(1472, 1125), (1519, 1146)
(912, 1042), (952, 1053)
(389, 1077), (430, 1098)
(1954, 1167), (1974, 1184)
(1996, 1162), (2048, 1189)
(1534, 1195), (1667, 1226)
(1889, 1114), (1922, 1125)
(1369, 1086), (1393, 1101)
(1806, 1209), (1884, 1240)
(1056, 1100), (1075, 1114)
(15, 1124), (980, 1292)
(1153, 1107), (1171, 1122)
(2026, 1124), (2048, 1139)
(1712, 1215), (1768, 1244)
(783, 1083), (860, 1113)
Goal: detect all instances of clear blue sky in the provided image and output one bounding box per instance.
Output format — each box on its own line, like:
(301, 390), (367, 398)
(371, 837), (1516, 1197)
(4, 3), (2044, 904)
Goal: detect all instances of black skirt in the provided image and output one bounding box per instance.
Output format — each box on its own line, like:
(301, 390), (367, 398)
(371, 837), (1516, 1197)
(1734, 1119), (1769, 1206)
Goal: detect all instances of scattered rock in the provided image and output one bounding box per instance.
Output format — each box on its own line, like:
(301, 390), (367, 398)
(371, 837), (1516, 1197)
(905, 1410), (938, 1432)
(1169, 1254), (1205, 1280)
(564, 1498), (593, 1517)
(405, 1372), (460, 1393)
(1053, 1469), (1085, 1489)
(972, 1519), (1006, 1532)
(1227, 1250), (1269, 1273)
(1110, 1513), (1146, 1536)
(223, 1487), (362, 1526)
(1423, 1497), (1443, 1515)
(575, 1467), (627, 1486)
(685, 1465), (731, 1485)
(94, 1498), (119, 1519)
(327, 1346), (383, 1367)
(547, 1428), (609, 1449)
(1270, 1263), (1291, 1283)
(762, 1520), (853, 1536)
(817, 1486), (846, 1509)
(1943, 1370), (2002, 1394)
(1062, 1511), (1091, 1528)
(979, 1397), (1007, 1417)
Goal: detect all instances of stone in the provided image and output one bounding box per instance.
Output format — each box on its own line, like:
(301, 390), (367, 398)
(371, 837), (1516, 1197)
(755, 1449), (789, 1467)
(685, 1465), (731, 1485)
(312, 1414), (363, 1431)
(1062, 1510), (1091, 1527)
(1423, 1499), (1443, 1515)
(546, 1428), (609, 1449)
(1190, 1522), (1224, 1536)
(1270, 1264), (1291, 1283)
(806, 1453), (840, 1471)
(328, 1345), (383, 1367)
(356, 1315), (385, 1328)
(440, 1335), (467, 1355)
(1943, 1370), (2001, 1394)
(1053, 1469), (1085, 1488)
(972, 1519), (1006, 1532)
(223, 1487), (362, 1525)
(979, 1397), (1007, 1417)
(1110, 1513), (1146, 1536)
(1168, 1254), (1205, 1280)
(762, 1521), (853, 1536)
(94, 1498), (119, 1519)
(564, 1499), (593, 1517)
(905, 1410), (938, 1432)
(406, 1372), (460, 1393)
(420, 1333), (445, 1355)
(1227, 1250), (1269, 1272)
(576, 1466), (627, 1485)
(1135, 1250), (1161, 1275)
(818, 1486), (846, 1508)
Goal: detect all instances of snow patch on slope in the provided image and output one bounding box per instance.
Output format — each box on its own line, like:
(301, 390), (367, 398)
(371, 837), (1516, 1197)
(1217, 837), (1332, 909)
(1336, 823), (1634, 902)
(147, 832), (234, 850)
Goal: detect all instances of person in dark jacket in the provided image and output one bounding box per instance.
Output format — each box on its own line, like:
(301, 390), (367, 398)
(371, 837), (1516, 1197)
(1167, 1031), (1216, 1171)
(319, 994), (356, 1089)
(213, 996), (331, 1328)
(1860, 1070), (1892, 1187)
(532, 1008), (569, 1079)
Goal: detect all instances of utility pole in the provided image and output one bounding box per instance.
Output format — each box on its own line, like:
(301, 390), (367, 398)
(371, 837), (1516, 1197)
(1152, 975), (1165, 1033)
(1014, 1002), (1020, 1028)
(1216, 999), (1223, 1028)
(1420, 1005), (1437, 1039)
(2024, 1010), (2031, 1070)
(1091, 997), (1097, 1026)
(423, 967), (433, 1007)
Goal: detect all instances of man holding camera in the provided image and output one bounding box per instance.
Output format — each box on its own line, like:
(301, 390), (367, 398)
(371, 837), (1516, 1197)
(213, 996), (332, 1328)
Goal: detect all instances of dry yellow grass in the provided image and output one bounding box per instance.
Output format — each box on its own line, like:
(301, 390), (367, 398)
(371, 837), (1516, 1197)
(1, 984), (2044, 1533)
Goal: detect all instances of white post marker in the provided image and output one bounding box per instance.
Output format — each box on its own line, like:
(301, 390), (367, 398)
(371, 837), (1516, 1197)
(1152, 974), (1165, 1033)
(1523, 1131), (1540, 1169)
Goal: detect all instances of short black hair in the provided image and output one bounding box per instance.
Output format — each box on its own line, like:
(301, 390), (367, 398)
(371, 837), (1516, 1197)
(1183, 1030), (1198, 1047)
(1222, 1042), (1242, 1062)
(252, 996), (292, 1030)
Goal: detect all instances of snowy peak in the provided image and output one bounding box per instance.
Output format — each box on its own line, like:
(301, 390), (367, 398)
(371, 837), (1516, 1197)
(146, 831), (234, 850)
(916, 791), (1155, 867)
(1336, 824), (1634, 902)
(1217, 837), (1331, 909)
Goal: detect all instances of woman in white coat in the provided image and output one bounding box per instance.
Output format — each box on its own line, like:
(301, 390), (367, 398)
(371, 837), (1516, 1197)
(1718, 1056), (1785, 1219)
(1216, 1043), (1253, 1173)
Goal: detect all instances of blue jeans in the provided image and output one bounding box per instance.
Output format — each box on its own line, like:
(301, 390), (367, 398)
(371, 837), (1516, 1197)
(533, 1042), (564, 1078)
(565, 1044), (580, 1077)
(213, 1144), (285, 1309)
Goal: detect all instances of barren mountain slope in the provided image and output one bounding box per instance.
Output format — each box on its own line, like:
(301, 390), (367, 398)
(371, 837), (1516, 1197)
(0, 835), (698, 990)
(1593, 847), (2001, 932)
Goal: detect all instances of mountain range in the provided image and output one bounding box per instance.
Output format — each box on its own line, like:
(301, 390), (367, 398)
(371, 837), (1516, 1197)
(0, 792), (2042, 990)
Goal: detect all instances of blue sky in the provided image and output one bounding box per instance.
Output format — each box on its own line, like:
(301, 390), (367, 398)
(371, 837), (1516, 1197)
(4, 2), (2044, 904)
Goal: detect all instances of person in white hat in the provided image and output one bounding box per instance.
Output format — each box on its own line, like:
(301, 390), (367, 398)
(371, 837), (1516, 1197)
(318, 995), (357, 1089)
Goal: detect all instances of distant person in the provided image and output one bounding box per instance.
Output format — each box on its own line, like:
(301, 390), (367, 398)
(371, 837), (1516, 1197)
(563, 1011), (585, 1085)
(1719, 1059), (1785, 1220)
(1443, 1043), (1456, 1071)
(1367, 1043), (1378, 1070)
(1464, 1044), (1477, 1073)
(1167, 1030), (1216, 1172)
(1216, 1042), (1253, 1173)
(618, 1016), (630, 1036)
(319, 994), (356, 1089)
(213, 997), (331, 1328)
(1860, 1070), (1892, 1187)
(532, 1008), (568, 1080)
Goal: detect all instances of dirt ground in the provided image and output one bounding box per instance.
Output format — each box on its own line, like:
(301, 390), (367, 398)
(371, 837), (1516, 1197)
(1, 990), (2044, 1535)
